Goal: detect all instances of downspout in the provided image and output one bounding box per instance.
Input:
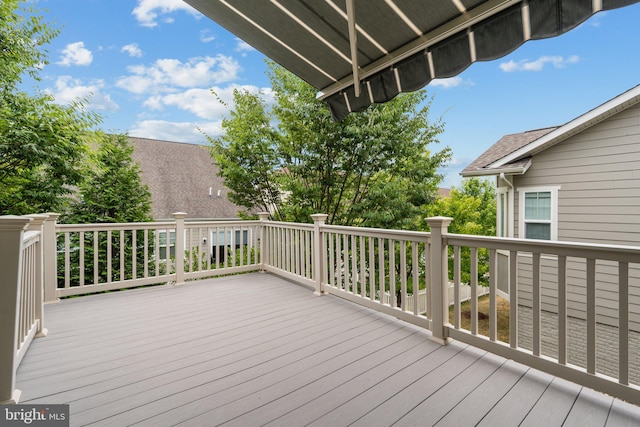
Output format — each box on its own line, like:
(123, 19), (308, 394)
(499, 173), (514, 239)
(499, 173), (513, 189)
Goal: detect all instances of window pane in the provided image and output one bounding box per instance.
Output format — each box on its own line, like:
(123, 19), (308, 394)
(525, 192), (551, 220)
(525, 223), (551, 240)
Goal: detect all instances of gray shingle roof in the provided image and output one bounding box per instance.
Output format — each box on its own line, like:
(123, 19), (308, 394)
(129, 137), (246, 220)
(461, 126), (558, 176)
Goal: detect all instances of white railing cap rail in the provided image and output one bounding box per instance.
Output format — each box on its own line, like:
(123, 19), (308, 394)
(264, 221), (315, 230)
(56, 221), (176, 232)
(321, 223), (431, 241)
(446, 234), (640, 263)
(22, 231), (41, 247)
(185, 219), (262, 227)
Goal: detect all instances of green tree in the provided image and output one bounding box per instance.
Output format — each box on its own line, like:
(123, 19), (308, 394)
(207, 62), (451, 229)
(65, 133), (152, 224)
(62, 133), (153, 285)
(0, 0), (99, 215)
(427, 177), (497, 285)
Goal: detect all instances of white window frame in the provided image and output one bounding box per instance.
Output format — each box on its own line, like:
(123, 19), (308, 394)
(518, 186), (560, 241)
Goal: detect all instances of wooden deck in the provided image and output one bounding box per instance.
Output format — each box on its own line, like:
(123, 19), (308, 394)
(16, 273), (640, 426)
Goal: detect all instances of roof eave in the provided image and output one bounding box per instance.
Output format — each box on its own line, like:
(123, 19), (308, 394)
(488, 84), (640, 169)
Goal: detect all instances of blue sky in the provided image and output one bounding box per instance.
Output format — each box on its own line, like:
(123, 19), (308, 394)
(25, 0), (640, 188)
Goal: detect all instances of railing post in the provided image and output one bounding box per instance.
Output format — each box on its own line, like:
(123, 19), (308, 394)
(173, 212), (187, 286)
(426, 216), (453, 345)
(43, 213), (60, 304)
(311, 214), (329, 296)
(257, 212), (270, 272)
(0, 216), (32, 404)
(26, 214), (49, 338)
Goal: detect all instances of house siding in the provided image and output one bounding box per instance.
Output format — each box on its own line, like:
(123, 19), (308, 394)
(510, 103), (640, 331)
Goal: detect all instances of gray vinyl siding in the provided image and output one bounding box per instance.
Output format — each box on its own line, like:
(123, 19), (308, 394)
(512, 103), (640, 331)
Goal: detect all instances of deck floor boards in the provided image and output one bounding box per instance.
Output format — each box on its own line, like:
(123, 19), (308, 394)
(15, 273), (640, 426)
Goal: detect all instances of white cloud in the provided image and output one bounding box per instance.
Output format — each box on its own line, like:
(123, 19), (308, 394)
(46, 76), (119, 111)
(128, 119), (221, 143)
(132, 0), (198, 27)
(200, 29), (216, 43)
(430, 77), (465, 89)
(116, 55), (242, 94)
(143, 85), (274, 120)
(57, 42), (93, 66)
(500, 55), (580, 72)
(122, 43), (143, 58)
(235, 38), (255, 54)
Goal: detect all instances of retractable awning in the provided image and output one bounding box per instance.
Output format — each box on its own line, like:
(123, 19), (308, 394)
(183, 0), (639, 120)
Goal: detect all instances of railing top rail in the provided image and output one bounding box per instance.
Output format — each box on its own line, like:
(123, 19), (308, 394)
(57, 221), (176, 232)
(22, 230), (41, 247)
(447, 234), (640, 263)
(321, 223), (431, 241)
(263, 221), (315, 231)
(185, 220), (261, 227)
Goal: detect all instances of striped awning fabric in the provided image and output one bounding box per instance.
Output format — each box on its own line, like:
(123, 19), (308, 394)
(183, 0), (639, 120)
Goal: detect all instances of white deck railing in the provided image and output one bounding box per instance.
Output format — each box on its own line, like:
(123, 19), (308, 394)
(1, 213), (639, 405)
(0, 214), (48, 404)
(54, 213), (262, 298)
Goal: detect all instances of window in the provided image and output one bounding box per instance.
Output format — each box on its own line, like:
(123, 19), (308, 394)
(158, 230), (176, 259)
(519, 186), (559, 240)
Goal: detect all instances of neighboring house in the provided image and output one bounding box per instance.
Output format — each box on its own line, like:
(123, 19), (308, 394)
(461, 84), (640, 331)
(129, 137), (246, 220)
(130, 137), (252, 261)
(437, 187), (451, 198)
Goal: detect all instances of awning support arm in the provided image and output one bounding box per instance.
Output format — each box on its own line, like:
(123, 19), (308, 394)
(346, 0), (360, 97)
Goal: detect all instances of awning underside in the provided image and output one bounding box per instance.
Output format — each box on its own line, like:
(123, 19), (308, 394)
(183, 0), (639, 120)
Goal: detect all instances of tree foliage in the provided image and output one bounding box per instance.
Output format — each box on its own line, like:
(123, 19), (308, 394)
(64, 133), (152, 224)
(427, 177), (497, 285)
(208, 62), (451, 229)
(0, 0), (99, 215)
(0, 0), (58, 91)
(61, 133), (153, 285)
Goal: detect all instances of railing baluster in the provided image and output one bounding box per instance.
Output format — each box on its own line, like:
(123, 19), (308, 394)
(144, 229), (149, 278)
(120, 229), (125, 281)
(132, 229), (137, 279)
(64, 232), (71, 289)
(558, 255), (567, 364)
(350, 234), (358, 296)
(470, 247), (478, 335)
(358, 235), (365, 296)
(94, 231), (99, 285)
(400, 240), (407, 312)
(425, 239), (431, 319)
(154, 228), (160, 276)
(79, 231), (85, 286)
(412, 242), (419, 315)
(453, 246), (461, 329)
(533, 252), (541, 356)
(489, 248), (497, 341)
(509, 250), (518, 348)
(619, 261), (629, 385)
(329, 233), (335, 288)
(587, 258), (596, 375)
(232, 226), (237, 268)
(107, 230), (112, 283)
(390, 239), (396, 308)
(378, 237), (385, 304)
